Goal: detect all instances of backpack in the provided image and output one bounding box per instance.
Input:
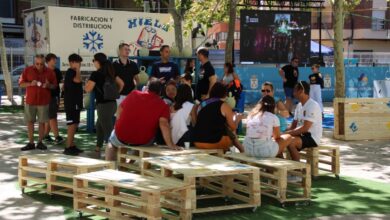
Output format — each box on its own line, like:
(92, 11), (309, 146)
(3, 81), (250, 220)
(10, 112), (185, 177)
(227, 79), (243, 101)
(102, 76), (119, 101)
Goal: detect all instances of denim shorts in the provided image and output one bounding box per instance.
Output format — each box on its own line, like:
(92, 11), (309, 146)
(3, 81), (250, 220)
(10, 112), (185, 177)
(109, 130), (154, 147)
(244, 137), (279, 158)
(284, 87), (294, 99)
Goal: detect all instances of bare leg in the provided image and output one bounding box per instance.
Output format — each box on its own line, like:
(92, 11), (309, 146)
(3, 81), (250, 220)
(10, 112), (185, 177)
(44, 122), (50, 137)
(49, 119), (59, 137)
(38, 123), (45, 143)
(105, 143), (117, 161)
(276, 134), (292, 158)
(66, 124), (77, 148)
(287, 136), (303, 161)
(27, 122), (35, 144)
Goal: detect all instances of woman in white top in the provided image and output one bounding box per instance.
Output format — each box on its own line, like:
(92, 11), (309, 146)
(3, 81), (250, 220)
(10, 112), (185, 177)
(221, 62), (240, 85)
(170, 84), (194, 146)
(244, 95), (292, 158)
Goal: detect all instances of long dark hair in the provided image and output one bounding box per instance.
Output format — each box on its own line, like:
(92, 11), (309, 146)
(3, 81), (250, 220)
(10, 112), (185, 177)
(174, 84), (193, 111)
(224, 62), (234, 75)
(94, 53), (115, 79)
(249, 95), (276, 118)
(209, 82), (227, 99)
(184, 59), (194, 74)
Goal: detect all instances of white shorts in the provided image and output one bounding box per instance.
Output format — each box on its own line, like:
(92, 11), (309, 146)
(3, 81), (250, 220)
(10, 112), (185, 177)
(244, 137), (279, 158)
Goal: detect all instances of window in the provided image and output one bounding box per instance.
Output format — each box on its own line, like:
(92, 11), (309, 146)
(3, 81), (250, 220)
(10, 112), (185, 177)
(372, 10), (385, 31)
(217, 32), (227, 41)
(234, 32), (240, 40)
(0, 0), (13, 21)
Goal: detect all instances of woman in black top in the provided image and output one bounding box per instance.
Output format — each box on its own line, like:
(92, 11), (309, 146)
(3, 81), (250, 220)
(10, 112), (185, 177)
(192, 82), (244, 152)
(85, 53), (124, 153)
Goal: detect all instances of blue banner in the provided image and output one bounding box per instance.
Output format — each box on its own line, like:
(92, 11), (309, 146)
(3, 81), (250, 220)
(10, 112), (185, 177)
(214, 66), (390, 104)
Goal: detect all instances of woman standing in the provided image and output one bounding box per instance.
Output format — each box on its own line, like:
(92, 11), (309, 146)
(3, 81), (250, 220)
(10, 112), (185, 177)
(309, 64), (324, 115)
(85, 53), (124, 153)
(244, 96), (291, 158)
(222, 62), (242, 104)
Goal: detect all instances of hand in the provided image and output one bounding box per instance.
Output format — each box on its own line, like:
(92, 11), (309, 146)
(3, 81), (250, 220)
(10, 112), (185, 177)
(159, 77), (166, 84)
(283, 77), (287, 83)
(167, 145), (183, 151)
(235, 113), (244, 122)
(30, 80), (38, 86)
(43, 79), (50, 89)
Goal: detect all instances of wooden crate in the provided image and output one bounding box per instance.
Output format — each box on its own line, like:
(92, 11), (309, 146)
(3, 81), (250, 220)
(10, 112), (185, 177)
(141, 154), (260, 215)
(73, 169), (192, 220)
(18, 154), (114, 197)
(224, 153), (311, 206)
(300, 145), (340, 178)
(334, 98), (390, 140)
(19, 154), (61, 194)
(118, 146), (224, 172)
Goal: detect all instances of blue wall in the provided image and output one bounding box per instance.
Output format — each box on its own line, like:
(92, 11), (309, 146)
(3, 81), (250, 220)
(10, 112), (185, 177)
(215, 66), (390, 104)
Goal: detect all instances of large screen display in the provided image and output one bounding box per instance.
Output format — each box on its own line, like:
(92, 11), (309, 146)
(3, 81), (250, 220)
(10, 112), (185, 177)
(240, 10), (311, 63)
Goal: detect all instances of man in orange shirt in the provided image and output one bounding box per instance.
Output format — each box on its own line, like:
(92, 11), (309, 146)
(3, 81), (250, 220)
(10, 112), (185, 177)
(19, 54), (57, 151)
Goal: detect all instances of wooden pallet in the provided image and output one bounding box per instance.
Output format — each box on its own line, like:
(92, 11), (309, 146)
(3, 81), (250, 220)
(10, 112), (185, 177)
(118, 146), (224, 172)
(18, 154), (114, 197)
(300, 145), (340, 178)
(334, 98), (390, 140)
(224, 153), (311, 206)
(73, 169), (192, 220)
(141, 154), (260, 215)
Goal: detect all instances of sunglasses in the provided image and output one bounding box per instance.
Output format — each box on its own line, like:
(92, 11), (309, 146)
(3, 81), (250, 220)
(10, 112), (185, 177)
(261, 89), (271, 93)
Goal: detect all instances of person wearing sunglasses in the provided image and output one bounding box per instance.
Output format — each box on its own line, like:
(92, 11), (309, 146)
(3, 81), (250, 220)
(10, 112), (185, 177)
(309, 64), (324, 117)
(261, 82), (289, 132)
(19, 54), (57, 151)
(279, 57), (299, 116)
(284, 81), (322, 162)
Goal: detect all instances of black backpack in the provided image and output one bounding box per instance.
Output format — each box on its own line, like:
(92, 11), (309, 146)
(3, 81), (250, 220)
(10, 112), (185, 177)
(227, 79), (243, 101)
(102, 76), (119, 101)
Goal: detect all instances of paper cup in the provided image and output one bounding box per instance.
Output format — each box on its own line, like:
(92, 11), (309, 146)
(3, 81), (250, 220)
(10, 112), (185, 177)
(184, 142), (190, 150)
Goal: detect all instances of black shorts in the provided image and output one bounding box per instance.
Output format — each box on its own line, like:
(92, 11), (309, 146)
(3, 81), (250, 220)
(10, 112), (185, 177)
(48, 97), (59, 119)
(299, 132), (318, 151)
(65, 105), (81, 125)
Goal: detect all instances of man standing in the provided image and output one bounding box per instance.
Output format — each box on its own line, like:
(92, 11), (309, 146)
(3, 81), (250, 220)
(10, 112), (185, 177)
(19, 54), (57, 151)
(284, 81), (322, 162)
(195, 47), (217, 101)
(105, 79), (180, 161)
(113, 43), (139, 105)
(150, 45), (179, 83)
(44, 53), (64, 144)
(279, 57), (299, 115)
(63, 54), (84, 155)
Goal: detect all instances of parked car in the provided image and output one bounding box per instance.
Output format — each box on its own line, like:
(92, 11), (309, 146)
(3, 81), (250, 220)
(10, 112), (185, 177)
(0, 65), (25, 89)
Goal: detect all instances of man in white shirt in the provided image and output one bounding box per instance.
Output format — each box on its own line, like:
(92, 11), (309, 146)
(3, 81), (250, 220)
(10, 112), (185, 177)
(285, 81), (323, 161)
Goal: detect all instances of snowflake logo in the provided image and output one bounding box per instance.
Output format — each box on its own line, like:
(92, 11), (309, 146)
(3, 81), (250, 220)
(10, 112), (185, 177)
(83, 30), (103, 52)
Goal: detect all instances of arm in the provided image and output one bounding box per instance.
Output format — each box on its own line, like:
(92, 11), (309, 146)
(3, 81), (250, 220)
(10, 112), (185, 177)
(285, 120), (313, 136)
(276, 101), (289, 118)
(286, 120), (298, 132)
(207, 75), (217, 96)
(279, 68), (287, 82)
(73, 67), (82, 83)
(84, 80), (95, 93)
(272, 126), (281, 139)
(116, 105), (123, 120)
(221, 103), (237, 131)
(19, 69), (37, 88)
(233, 72), (240, 80)
(159, 117), (181, 150)
(116, 76), (124, 93)
(133, 74), (139, 88)
(190, 104), (199, 127)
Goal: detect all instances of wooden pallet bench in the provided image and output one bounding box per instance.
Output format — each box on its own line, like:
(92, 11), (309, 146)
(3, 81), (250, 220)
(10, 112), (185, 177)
(224, 153), (311, 206)
(18, 154), (114, 197)
(73, 169), (192, 220)
(300, 145), (340, 178)
(118, 145), (223, 172)
(141, 154), (260, 215)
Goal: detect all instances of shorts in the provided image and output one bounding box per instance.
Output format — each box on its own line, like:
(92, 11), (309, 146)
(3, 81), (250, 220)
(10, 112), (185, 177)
(48, 97), (59, 119)
(109, 130), (154, 147)
(284, 87), (294, 99)
(24, 104), (49, 123)
(243, 137), (279, 158)
(299, 132), (318, 150)
(116, 95), (127, 107)
(65, 105), (81, 125)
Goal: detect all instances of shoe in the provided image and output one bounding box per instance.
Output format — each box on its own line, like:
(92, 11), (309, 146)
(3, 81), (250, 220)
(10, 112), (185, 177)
(54, 136), (65, 145)
(21, 143), (35, 151)
(72, 146), (84, 154)
(36, 142), (48, 150)
(44, 135), (54, 143)
(63, 147), (79, 156)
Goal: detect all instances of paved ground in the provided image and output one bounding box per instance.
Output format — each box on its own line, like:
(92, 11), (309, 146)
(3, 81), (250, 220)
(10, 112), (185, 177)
(0, 97), (389, 219)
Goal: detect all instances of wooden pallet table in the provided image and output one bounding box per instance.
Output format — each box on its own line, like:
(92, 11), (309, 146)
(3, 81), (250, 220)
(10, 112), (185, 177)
(19, 154), (61, 194)
(224, 153), (311, 206)
(118, 146), (224, 172)
(47, 155), (114, 197)
(300, 145), (340, 179)
(141, 154), (260, 215)
(73, 169), (192, 220)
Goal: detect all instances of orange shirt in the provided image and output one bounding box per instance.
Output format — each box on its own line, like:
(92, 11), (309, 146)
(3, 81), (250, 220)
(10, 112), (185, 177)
(19, 66), (57, 105)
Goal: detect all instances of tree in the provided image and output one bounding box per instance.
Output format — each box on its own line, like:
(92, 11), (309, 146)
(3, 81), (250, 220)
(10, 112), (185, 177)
(168, 0), (192, 53)
(225, 0), (238, 63)
(0, 23), (15, 104)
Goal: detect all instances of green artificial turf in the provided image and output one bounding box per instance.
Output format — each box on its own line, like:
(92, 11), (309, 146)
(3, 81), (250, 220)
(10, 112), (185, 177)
(0, 105), (24, 114)
(21, 175), (390, 220)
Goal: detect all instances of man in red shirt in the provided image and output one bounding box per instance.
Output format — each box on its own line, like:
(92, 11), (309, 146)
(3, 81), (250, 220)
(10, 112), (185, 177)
(105, 79), (180, 161)
(19, 54), (57, 151)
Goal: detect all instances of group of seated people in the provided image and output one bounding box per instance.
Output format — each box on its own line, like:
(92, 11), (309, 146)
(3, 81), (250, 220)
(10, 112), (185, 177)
(105, 77), (323, 164)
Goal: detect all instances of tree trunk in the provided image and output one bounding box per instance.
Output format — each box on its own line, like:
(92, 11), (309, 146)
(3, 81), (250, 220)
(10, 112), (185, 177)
(0, 23), (15, 104)
(168, 0), (183, 53)
(333, 0), (345, 98)
(225, 0), (237, 63)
